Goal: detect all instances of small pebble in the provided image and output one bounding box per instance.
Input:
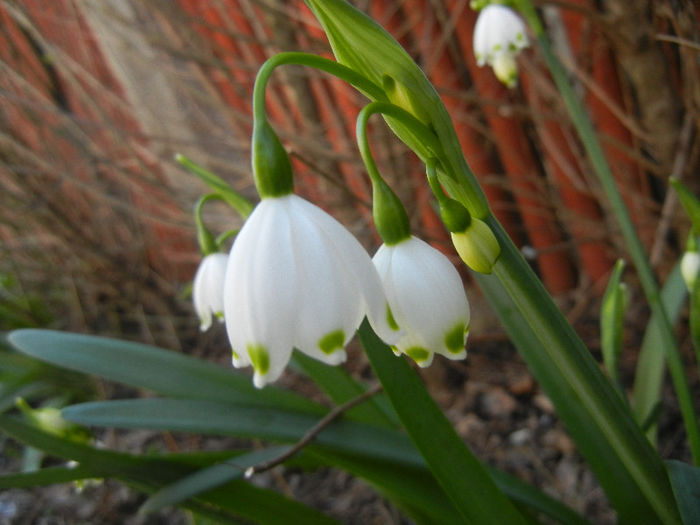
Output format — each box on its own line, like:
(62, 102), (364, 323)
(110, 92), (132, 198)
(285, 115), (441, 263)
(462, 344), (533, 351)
(509, 428), (531, 446)
(479, 387), (518, 418)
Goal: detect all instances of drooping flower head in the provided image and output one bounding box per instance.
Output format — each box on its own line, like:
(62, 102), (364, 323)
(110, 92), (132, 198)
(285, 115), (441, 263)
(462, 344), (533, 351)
(192, 253), (229, 331)
(224, 194), (401, 388)
(373, 236), (471, 367)
(473, 4), (529, 88)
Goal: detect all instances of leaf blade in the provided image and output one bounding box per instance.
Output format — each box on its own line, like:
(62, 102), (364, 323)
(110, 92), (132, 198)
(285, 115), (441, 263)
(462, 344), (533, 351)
(8, 329), (322, 415)
(61, 398), (421, 466)
(358, 321), (529, 525)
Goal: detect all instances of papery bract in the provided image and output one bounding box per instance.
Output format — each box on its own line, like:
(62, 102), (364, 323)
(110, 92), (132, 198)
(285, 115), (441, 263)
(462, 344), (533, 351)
(192, 253), (229, 331)
(224, 194), (400, 388)
(373, 236), (470, 367)
(473, 4), (529, 88)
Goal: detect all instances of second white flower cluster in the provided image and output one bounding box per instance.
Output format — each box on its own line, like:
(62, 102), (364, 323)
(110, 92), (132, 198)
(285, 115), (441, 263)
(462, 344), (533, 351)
(194, 193), (471, 388)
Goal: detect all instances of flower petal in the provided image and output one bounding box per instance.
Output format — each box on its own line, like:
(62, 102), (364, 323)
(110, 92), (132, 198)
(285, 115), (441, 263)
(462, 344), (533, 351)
(224, 197), (298, 381)
(291, 196), (401, 346)
(284, 197), (359, 364)
(193, 253), (228, 331)
(373, 237), (470, 365)
(473, 5), (529, 77)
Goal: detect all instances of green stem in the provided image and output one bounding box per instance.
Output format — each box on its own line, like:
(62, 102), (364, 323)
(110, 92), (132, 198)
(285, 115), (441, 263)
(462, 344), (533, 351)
(214, 229), (239, 250)
(355, 102), (442, 184)
(691, 288), (700, 377)
(480, 217), (682, 524)
(194, 194), (221, 255)
(176, 155), (254, 219)
(253, 52), (387, 122)
(516, 2), (700, 464)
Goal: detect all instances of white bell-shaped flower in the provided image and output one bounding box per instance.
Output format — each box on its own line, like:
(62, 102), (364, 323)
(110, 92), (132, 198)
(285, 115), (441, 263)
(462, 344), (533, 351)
(224, 194), (401, 388)
(681, 250), (700, 291)
(473, 4), (529, 88)
(192, 253), (229, 331)
(372, 235), (470, 367)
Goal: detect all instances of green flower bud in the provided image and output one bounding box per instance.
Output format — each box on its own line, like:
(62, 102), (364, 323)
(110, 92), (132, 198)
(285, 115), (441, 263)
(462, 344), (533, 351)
(252, 119), (294, 198)
(439, 197), (472, 234)
(451, 217), (501, 274)
(372, 176), (410, 245)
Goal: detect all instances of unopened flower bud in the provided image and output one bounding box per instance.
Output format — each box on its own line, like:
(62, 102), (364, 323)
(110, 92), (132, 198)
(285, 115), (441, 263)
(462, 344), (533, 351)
(451, 217), (501, 274)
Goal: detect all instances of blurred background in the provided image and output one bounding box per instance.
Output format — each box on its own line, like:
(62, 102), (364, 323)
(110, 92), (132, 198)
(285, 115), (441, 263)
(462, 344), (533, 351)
(1, 0), (699, 522)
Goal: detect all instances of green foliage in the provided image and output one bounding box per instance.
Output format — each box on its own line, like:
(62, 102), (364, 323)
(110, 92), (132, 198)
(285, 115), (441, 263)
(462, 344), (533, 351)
(3, 2), (698, 524)
(2, 329), (589, 524)
(600, 260), (628, 391)
(666, 460), (700, 525)
(0, 273), (52, 331)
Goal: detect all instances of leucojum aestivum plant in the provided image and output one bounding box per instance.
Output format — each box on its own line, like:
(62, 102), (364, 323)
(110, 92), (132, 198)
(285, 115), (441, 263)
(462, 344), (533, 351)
(2, 1), (700, 523)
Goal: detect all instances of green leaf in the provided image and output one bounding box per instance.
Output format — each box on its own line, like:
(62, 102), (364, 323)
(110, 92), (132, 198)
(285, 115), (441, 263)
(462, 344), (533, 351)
(189, 476), (340, 525)
(141, 446), (290, 513)
(487, 468), (591, 525)
(666, 460), (700, 524)
(61, 398), (421, 466)
(0, 416), (338, 525)
(670, 178), (700, 236)
(479, 225), (682, 525)
(600, 259), (627, 390)
(290, 351), (398, 427)
(310, 449), (463, 525)
(632, 262), (688, 444)
(0, 464), (98, 488)
(176, 154), (254, 219)
(7, 329), (322, 415)
(358, 320), (529, 525)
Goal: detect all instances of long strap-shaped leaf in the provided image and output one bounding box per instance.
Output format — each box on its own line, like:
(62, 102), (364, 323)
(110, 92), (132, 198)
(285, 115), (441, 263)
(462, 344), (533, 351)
(61, 398), (423, 466)
(478, 222), (681, 525)
(7, 329), (323, 415)
(0, 415), (338, 525)
(632, 262), (688, 443)
(358, 320), (529, 525)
